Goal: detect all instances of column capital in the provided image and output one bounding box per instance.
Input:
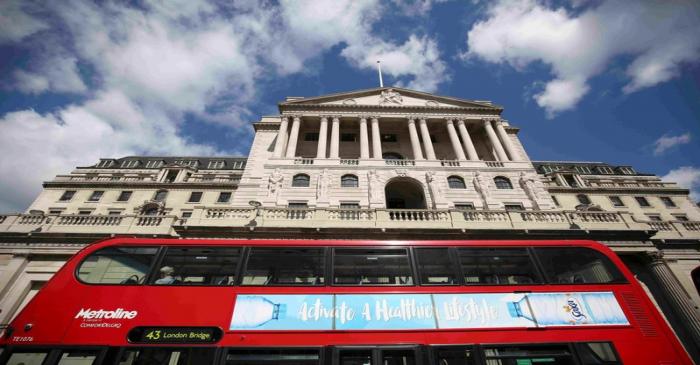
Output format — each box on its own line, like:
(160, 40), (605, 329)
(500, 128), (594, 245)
(445, 118), (455, 125)
(330, 115), (341, 122)
(280, 115), (290, 121)
(291, 114), (303, 121)
(646, 250), (665, 265)
(358, 114), (370, 121)
(319, 115), (332, 121)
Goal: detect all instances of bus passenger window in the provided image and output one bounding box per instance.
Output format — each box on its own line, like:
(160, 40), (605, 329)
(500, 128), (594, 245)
(534, 248), (627, 284)
(574, 342), (620, 364)
(382, 349), (416, 365)
(242, 247), (325, 285)
(338, 350), (372, 365)
(434, 347), (476, 365)
(5, 351), (49, 365)
(415, 248), (459, 285)
(153, 247), (242, 285)
(482, 344), (576, 365)
(117, 348), (215, 365)
(226, 349), (320, 364)
(333, 248), (414, 285)
(458, 248), (541, 285)
(57, 350), (100, 364)
(77, 247), (158, 284)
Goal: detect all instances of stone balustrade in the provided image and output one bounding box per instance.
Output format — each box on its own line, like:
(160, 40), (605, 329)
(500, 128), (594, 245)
(1, 209), (699, 240)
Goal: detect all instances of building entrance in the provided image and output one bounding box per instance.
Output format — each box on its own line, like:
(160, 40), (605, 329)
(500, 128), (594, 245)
(384, 178), (427, 209)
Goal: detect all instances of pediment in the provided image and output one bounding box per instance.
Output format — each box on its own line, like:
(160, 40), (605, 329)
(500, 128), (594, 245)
(280, 87), (500, 110)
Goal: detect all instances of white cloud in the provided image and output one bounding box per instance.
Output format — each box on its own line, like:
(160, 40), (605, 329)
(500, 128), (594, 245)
(0, 0), (49, 44)
(653, 133), (692, 155)
(662, 166), (700, 202)
(0, 0), (449, 211)
(464, 0), (700, 116)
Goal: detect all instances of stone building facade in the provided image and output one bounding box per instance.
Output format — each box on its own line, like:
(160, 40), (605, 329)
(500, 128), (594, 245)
(1, 87), (700, 356)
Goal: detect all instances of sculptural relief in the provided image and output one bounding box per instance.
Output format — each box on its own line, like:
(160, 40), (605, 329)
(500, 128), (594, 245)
(267, 168), (283, 198)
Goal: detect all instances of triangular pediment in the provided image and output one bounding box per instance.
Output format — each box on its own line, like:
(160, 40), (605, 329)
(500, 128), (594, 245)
(279, 87), (501, 110)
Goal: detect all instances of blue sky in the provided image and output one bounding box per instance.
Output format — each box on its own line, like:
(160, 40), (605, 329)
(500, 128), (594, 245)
(0, 0), (699, 211)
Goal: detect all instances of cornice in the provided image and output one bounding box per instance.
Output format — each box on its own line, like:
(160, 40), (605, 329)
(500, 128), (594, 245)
(547, 186), (691, 195)
(43, 181), (241, 189)
(280, 103), (503, 114)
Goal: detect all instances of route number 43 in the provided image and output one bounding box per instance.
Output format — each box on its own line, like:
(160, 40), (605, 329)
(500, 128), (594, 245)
(145, 330), (161, 340)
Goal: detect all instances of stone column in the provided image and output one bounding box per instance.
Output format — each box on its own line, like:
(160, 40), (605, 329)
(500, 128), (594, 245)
(371, 116), (382, 159)
(285, 115), (302, 158)
(407, 118), (424, 160)
(359, 116), (370, 159)
(445, 119), (466, 160)
(457, 119), (479, 161)
(484, 119), (509, 162)
(494, 120), (518, 161)
(316, 116), (328, 159)
(273, 116), (289, 158)
(419, 118), (436, 160)
(647, 252), (700, 348)
(329, 116), (340, 159)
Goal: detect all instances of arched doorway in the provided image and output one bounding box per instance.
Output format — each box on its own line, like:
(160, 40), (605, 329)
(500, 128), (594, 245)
(384, 177), (426, 209)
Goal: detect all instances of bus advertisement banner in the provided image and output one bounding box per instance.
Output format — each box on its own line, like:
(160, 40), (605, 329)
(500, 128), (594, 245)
(229, 292), (629, 331)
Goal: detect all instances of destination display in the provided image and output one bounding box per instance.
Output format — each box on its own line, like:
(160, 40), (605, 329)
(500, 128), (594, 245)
(127, 327), (222, 344)
(229, 292), (629, 331)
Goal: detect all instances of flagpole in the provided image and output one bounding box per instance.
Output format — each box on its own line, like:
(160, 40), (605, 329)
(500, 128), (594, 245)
(376, 60), (384, 87)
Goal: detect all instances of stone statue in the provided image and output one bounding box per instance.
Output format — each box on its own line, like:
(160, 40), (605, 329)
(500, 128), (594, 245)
(267, 169), (283, 198)
(368, 170), (381, 202)
(473, 171), (491, 204)
(317, 169), (330, 200)
(380, 88), (403, 105)
(519, 172), (539, 209)
(426, 171), (442, 204)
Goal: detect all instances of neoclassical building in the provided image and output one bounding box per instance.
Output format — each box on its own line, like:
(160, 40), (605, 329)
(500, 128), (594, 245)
(1, 87), (700, 356)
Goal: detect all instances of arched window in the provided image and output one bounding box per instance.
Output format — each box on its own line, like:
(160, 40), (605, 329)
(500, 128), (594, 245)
(341, 174), (359, 188)
(382, 152), (404, 160)
(447, 176), (466, 189)
(153, 190), (168, 202)
(577, 194), (591, 205)
(494, 176), (513, 189)
(292, 174), (310, 187)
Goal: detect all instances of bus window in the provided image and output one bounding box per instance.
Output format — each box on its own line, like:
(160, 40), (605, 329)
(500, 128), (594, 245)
(574, 342), (621, 364)
(153, 247), (242, 285)
(534, 248), (627, 284)
(225, 349), (321, 364)
(381, 349), (416, 365)
(433, 346), (476, 365)
(57, 349), (100, 364)
(116, 348), (215, 365)
(242, 248), (325, 286)
(482, 344), (576, 365)
(5, 351), (49, 365)
(414, 248), (459, 285)
(333, 248), (414, 285)
(77, 247), (158, 285)
(457, 248), (541, 285)
(337, 349), (372, 365)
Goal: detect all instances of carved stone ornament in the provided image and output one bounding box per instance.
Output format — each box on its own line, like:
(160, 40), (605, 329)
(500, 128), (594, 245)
(342, 98), (357, 105)
(267, 168), (284, 198)
(135, 200), (165, 215)
(394, 169), (408, 177)
(425, 100), (439, 107)
(380, 88), (403, 105)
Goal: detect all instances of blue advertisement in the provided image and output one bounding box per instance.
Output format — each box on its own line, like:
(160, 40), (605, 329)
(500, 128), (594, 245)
(229, 292), (628, 331)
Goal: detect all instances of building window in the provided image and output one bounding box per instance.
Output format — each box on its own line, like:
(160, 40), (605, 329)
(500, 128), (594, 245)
(608, 196), (624, 207)
(647, 215), (662, 221)
(447, 176), (466, 189)
(231, 160), (245, 169)
(143, 207), (159, 216)
(174, 160), (198, 168)
(154, 190), (168, 202)
(59, 190), (76, 201)
(493, 176), (513, 189)
(48, 209), (63, 215)
(382, 152), (404, 160)
(340, 202), (360, 209)
(596, 166), (614, 174)
(164, 170), (179, 183)
(504, 204), (525, 211)
(563, 174), (579, 187)
(145, 160), (164, 169)
(108, 211), (121, 216)
(574, 165), (591, 174)
(181, 211), (193, 218)
(381, 134), (398, 142)
(97, 159), (114, 168)
(341, 174), (359, 188)
(78, 210), (92, 215)
(454, 203), (475, 210)
(117, 191), (132, 202)
(673, 214), (689, 222)
(188, 192), (203, 203)
(120, 160), (140, 168)
(340, 133), (357, 142)
(88, 191), (104, 202)
(660, 196), (677, 208)
(288, 202), (308, 209)
(217, 192), (232, 203)
(292, 174), (310, 187)
(304, 133), (319, 141)
(576, 194), (591, 205)
(618, 167), (636, 175)
(635, 196), (651, 207)
(551, 195), (560, 206)
(207, 160), (225, 169)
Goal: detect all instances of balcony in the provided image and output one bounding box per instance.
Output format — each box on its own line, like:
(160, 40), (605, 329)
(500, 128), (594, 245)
(0, 213), (177, 236)
(265, 157), (531, 169)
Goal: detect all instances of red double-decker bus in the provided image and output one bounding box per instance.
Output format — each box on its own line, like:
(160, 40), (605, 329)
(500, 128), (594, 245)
(0, 238), (693, 364)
